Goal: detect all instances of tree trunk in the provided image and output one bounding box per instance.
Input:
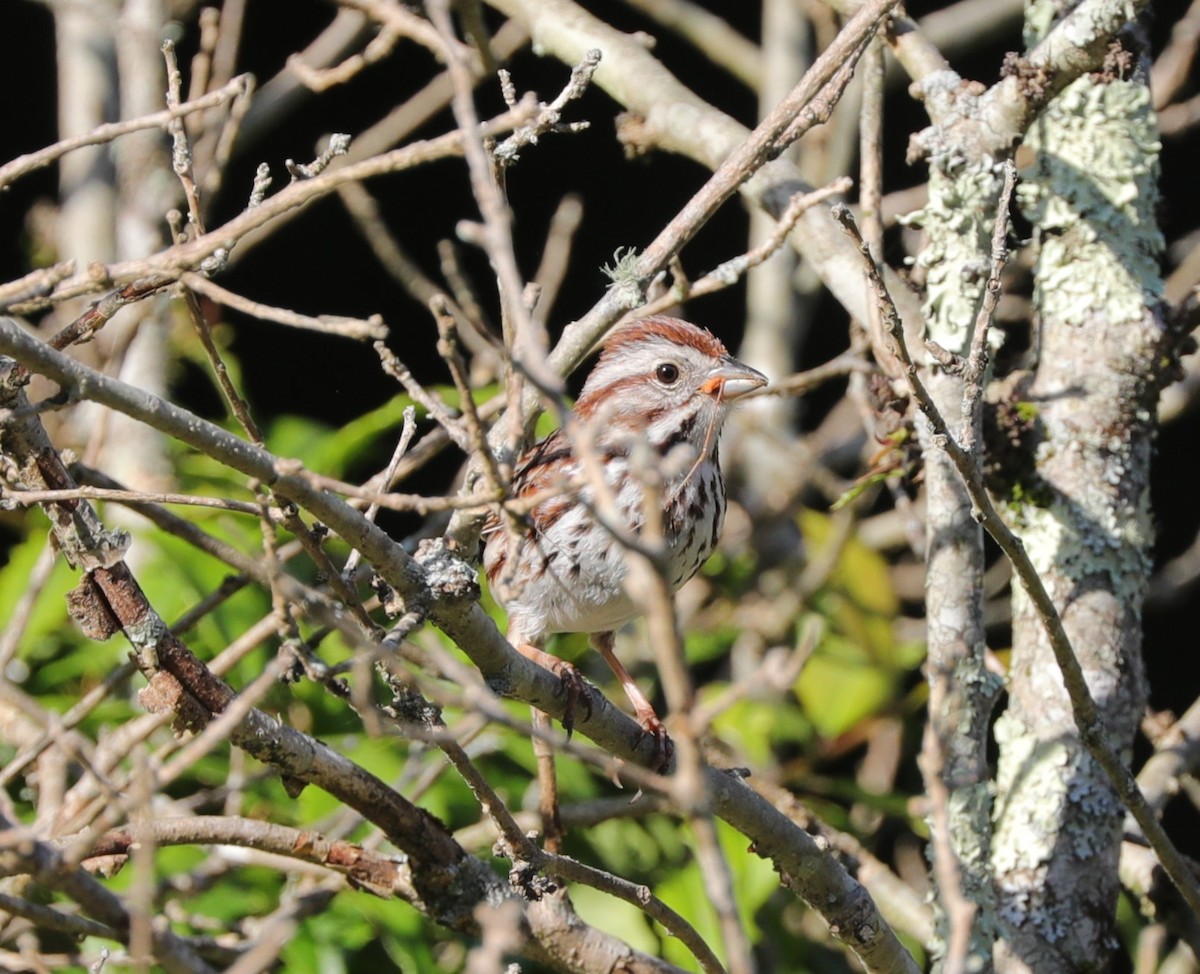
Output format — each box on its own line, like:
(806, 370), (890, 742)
(990, 8), (1165, 970)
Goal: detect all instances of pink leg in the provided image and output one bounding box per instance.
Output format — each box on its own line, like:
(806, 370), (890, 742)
(590, 631), (673, 769)
(513, 640), (590, 737)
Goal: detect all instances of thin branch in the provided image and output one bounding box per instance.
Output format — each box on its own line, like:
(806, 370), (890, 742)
(531, 194), (585, 334)
(0, 539), (57, 670)
(232, 20), (530, 258)
(162, 40), (205, 236)
(0, 891), (117, 942)
(373, 341), (472, 452)
(1135, 695), (1200, 820)
(631, 178), (854, 321)
(1151, 0), (1200, 109)
(0, 485), (263, 516)
(287, 23), (402, 92)
(334, 0), (465, 61)
(343, 405), (418, 579)
(959, 162), (1017, 454)
(179, 273), (388, 340)
(0, 76), (250, 190)
(618, 0), (760, 88)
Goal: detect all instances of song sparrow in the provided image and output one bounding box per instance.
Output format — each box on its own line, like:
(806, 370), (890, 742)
(483, 315), (767, 749)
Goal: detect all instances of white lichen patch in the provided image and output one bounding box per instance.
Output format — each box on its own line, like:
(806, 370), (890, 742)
(906, 157), (1006, 352)
(1013, 453), (1153, 598)
(1022, 0), (1059, 47)
(992, 712), (1072, 874)
(1018, 77), (1163, 328)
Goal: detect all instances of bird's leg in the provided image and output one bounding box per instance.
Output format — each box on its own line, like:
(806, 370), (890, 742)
(590, 631), (674, 769)
(511, 640), (591, 737)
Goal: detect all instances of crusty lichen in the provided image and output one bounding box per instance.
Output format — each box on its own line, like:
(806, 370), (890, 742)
(993, 48), (1162, 971)
(905, 153), (1006, 355)
(908, 85), (1011, 973)
(1017, 78), (1164, 329)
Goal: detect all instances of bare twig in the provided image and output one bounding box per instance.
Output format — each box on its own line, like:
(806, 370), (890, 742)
(631, 178), (854, 322)
(287, 23), (402, 92)
(179, 273), (388, 340)
(1151, 0), (1200, 109)
(493, 48), (600, 165)
(179, 287), (261, 442)
(959, 162), (1017, 454)
(0, 76), (250, 190)
(0, 485), (262, 516)
(342, 405), (418, 580)
(162, 40), (205, 235)
(0, 539), (57, 670)
(432, 300), (508, 501)
(334, 0), (464, 61)
(531, 194), (585, 334)
(618, 0), (760, 88)
(373, 341), (472, 452)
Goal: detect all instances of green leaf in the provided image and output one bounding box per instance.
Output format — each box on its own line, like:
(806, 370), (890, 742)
(0, 525), (76, 656)
(715, 691), (815, 764)
(794, 633), (897, 738)
(685, 626), (737, 666)
(571, 882), (662, 957)
(584, 818), (669, 876)
(267, 392), (420, 477)
(798, 508), (898, 616)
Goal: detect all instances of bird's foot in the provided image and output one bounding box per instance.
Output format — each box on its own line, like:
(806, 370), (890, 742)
(514, 643), (593, 739)
(549, 659), (593, 740)
(634, 709), (674, 774)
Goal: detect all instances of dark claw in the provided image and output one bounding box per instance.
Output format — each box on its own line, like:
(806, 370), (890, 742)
(635, 717), (674, 774)
(551, 661), (591, 740)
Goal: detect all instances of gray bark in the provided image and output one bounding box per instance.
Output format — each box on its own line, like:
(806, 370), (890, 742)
(913, 143), (1006, 972)
(990, 8), (1164, 971)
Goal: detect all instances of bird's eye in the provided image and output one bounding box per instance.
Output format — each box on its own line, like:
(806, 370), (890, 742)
(656, 363), (680, 384)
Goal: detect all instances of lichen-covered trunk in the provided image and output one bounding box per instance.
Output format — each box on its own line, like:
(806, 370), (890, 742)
(990, 16), (1164, 971)
(915, 136), (1008, 973)
(921, 379), (1000, 969)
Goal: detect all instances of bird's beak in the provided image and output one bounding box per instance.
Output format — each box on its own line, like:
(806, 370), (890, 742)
(700, 358), (768, 400)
